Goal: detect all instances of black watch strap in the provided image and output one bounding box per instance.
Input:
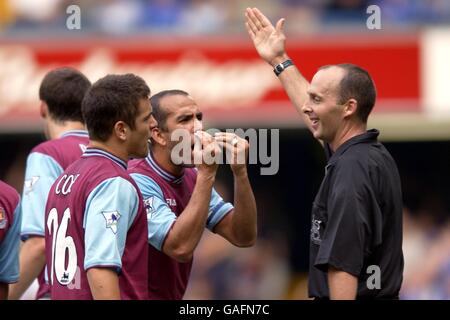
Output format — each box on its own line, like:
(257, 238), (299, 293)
(273, 59), (294, 76)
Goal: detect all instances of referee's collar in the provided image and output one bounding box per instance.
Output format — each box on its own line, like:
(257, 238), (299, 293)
(326, 129), (379, 164)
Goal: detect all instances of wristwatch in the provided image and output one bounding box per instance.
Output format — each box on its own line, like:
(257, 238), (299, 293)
(273, 59), (294, 76)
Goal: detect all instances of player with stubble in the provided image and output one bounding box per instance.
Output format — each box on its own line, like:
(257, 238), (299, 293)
(128, 89), (257, 300)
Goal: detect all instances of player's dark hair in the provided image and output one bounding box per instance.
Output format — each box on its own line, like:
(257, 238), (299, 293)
(82, 74), (150, 142)
(39, 67), (91, 123)
(150, 89), (189, 131)
(320, 63), (376, 123)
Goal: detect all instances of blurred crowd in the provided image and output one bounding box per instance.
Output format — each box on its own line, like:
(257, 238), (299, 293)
(184, 180), (294, 299)
(401, 203), (450, 299)
(1, 0), (450, 35)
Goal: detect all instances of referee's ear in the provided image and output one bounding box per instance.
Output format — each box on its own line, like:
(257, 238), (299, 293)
(343, 98), (358, 119)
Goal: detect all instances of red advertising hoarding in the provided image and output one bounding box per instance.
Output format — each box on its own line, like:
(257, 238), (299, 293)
(0, 35), (419, 130)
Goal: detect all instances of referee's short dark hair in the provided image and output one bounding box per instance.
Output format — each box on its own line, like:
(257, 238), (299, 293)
(39, 67), (91, 123)
(150, 89), (189, 131)
(320, 63), (376, 123)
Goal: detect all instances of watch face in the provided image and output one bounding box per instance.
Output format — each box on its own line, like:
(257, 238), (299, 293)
(274, 60), (292, 76)
(285, 60), (294, 68)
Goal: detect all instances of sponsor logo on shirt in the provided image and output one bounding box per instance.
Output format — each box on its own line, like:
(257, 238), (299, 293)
(101, 211), (121, 234)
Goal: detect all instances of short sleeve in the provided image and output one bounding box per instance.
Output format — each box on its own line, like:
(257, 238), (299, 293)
(83, 177), (139, 272)
(0, 201), (22, 283)
(130, 173), (176, 251)
(206, 188), (233, 231)
(21, 152), (63, 239)
(314, 160), (376, 277)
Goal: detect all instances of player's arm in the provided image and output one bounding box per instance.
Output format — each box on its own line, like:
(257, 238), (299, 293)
(135, 173), (219, 263)
(162, 132), (221, 262)
(162, 172), (215, 262)
(328, 266), (358, 300)
(132, 132), (220, 263)
(213, 133), (257, 247)
(8, 236), (45, 299)
(84, 177), (141, 300)
(245, 8), (316, 136)
(87, 268), (120, 300)
(9, 152), (62, 299)
(0, 199), (21, 300)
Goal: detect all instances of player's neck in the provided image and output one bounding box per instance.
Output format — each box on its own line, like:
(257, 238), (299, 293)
(89, 140), (129, 164)
(151, 148), (184, 177)
(330, 122), (366, 152)
(47, 120), (86, 140)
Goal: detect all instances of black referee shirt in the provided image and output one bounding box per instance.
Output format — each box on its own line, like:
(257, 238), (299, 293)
(308, 129), (404, 299)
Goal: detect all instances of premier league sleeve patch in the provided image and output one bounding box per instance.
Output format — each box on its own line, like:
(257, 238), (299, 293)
(24, 176), (40, 195)
(101, 211), (121, 234)
(144, 197), (155, 220)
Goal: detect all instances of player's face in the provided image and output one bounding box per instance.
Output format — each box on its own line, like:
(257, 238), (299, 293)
(128, 98), (155, 158)
(302, 67), (346, 143)
(161, 94), (203, 167)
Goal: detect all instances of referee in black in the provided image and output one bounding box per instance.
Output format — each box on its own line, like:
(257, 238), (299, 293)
(246, 7), (404, 299)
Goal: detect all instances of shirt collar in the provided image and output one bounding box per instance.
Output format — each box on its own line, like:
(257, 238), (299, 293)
(327, 129), (380, 165)
(60, 129), (89, 138)
(145, 151), (184, 184)
(82, 147), (127, 170)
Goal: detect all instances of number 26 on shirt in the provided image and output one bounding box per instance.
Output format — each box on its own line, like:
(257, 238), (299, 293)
(47, 208), (78, 286)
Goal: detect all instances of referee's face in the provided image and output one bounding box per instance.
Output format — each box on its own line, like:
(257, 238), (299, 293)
(303, 67), (346, 144)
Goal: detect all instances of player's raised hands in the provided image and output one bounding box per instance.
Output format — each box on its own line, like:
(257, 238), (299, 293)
(245, 7), (287, 66)
(214, 132), (249, 176)
(193, 131), (221, 174)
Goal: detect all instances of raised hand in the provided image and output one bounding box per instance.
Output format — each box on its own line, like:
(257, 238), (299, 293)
(193, 131), (221, 175)
(214, 132), (249, 176)
(245, 7), (287, 66)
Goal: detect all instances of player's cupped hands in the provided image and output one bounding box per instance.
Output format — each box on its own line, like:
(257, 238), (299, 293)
(245, 7), (287, 66)
(214, 132), (249, 175)
(193, 131), (221, 174)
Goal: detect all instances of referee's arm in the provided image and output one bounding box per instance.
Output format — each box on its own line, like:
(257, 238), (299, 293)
(328, 266), (358, 300)
(245, 8), (324, 145)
